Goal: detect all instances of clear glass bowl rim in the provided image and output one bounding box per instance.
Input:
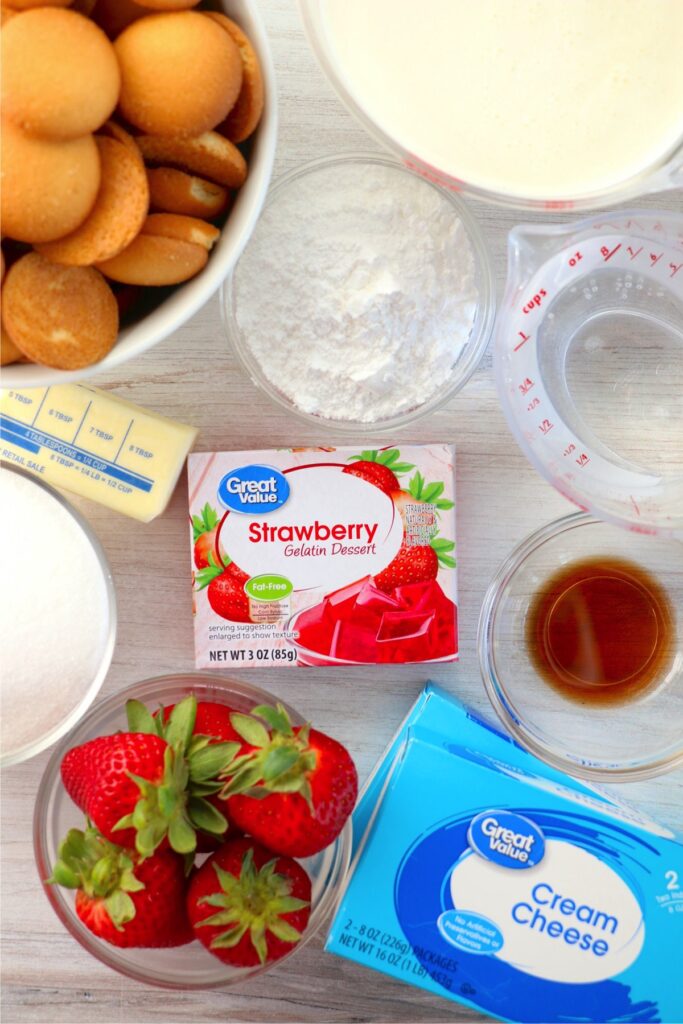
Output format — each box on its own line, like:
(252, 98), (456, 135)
(33, 673), (353, 990)
(298, 0), (683, 213)
(221, 151), (496, 433)
(477, 511), (683, 782)
(0, 463), (117, 768)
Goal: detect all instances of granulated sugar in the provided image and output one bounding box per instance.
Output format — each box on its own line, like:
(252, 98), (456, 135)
(0, 468), (112, 762)
(232, 160), (479, 423)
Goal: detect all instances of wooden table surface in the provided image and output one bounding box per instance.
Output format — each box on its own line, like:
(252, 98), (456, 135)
(2, 3), (682, 1022)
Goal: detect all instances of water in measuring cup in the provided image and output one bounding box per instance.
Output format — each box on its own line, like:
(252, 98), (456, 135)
(536, 267), (683, 480)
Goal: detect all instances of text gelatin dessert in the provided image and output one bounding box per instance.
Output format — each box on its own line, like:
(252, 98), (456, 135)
(188, 446), (457, 668)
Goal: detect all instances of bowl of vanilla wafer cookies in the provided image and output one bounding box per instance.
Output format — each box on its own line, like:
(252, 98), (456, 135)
(0, 0), (277, 384)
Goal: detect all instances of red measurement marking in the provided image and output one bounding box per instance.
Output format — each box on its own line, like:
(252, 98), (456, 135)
(649, 251), (663, 266)
(522, 290), (547, 315)
(539, 419), (554, 435)
(403, 158), (463, 192)
(514, 332), (531, 351)
(575, 453), (590, 467)
(568, 251), (583, 267)
(600, 243), (622, 262)
(625, 219), (644, 231)
(527, 397), (540, 411)
(627, 246), (643, 261)
(630, 494), (641, 517)
(518, 377), (534, 394)
(563, 443), (576, 457)
(669, 262), (682, 278)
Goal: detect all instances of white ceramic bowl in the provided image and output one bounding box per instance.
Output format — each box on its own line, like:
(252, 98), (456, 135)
(4, 0), (278, 388)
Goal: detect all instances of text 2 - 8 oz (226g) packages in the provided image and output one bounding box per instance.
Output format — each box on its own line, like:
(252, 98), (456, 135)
(188, 445), (457, 668)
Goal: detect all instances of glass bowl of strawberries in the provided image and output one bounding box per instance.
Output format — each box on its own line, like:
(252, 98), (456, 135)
(34, 674), (355, 989)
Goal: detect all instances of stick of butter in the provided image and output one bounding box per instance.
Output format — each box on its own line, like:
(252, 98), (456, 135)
(0, 385), (198, 522)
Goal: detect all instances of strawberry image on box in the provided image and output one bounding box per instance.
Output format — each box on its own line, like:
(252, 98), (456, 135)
(188, 446), (458, 668)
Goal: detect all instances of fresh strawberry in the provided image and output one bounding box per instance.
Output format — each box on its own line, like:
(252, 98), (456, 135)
(343, 448), (414, 496)
(61, 695), (239, 858)
(157, 700), (244, 746)
(156, 700), (251, 849)
(191, 503), (220, 569)
(218, 704), (357, 858)
(187, 838), (311, 967)
(48, 823), (192, 948)
(199, 563), (251, 623)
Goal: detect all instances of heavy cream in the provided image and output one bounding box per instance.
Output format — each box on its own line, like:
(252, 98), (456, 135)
(320, 0), (683, 199)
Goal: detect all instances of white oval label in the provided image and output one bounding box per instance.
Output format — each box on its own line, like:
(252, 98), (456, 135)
(217, 464), (403, 591)
(449, 839), (645, 984)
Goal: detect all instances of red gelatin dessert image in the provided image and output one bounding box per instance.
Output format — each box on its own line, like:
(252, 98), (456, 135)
(293, 576), (457, 665)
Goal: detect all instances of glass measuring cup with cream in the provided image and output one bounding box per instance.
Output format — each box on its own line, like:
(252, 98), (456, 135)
(301, 0), (683, 209)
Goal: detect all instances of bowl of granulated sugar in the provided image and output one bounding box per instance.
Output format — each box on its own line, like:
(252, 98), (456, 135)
(0, 464), (116, 767)
(222, 154), (495, 429)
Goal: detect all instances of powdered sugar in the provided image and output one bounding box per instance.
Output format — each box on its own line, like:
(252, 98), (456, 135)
(0, 468), (113, 762)
(232, 160), (479, 423)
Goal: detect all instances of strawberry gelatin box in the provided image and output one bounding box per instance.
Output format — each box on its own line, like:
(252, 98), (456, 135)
(188, 446), (457, 668)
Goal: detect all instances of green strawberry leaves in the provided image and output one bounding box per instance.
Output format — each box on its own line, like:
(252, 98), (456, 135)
(347, 449), (415, 475)
(430, 536), (457, 569)
(230, 713), (270, 748)
(194, 550), (229, 591)
(192, 503), (219, 541)
(218, 704), (317, 814)
(251, 704), (294, 736)
(47, 823), (145, 930)
(196, 848), (309, 963)
(119, 695), (240, 857)
(407, 471), (454, 511)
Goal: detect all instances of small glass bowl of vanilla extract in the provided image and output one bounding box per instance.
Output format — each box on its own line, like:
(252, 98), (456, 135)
(478, 513), (683, 781)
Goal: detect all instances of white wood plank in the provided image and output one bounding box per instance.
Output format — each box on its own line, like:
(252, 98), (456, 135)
(2, 1), (681, 1021)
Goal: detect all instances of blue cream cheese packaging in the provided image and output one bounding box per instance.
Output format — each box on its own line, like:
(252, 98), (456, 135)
(351, 684), (615, 857)
(327, 687), (683, 1023)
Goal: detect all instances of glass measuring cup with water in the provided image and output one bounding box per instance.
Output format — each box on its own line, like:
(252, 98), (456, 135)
(495, 211), (683, 538)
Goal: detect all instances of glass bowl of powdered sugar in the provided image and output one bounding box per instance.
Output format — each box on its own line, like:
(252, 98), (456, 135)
(222, 154), (495, 429)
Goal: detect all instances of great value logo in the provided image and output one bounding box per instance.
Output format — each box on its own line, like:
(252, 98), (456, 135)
(218, 465), (290, 515)
(468, 810), (545, 869)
